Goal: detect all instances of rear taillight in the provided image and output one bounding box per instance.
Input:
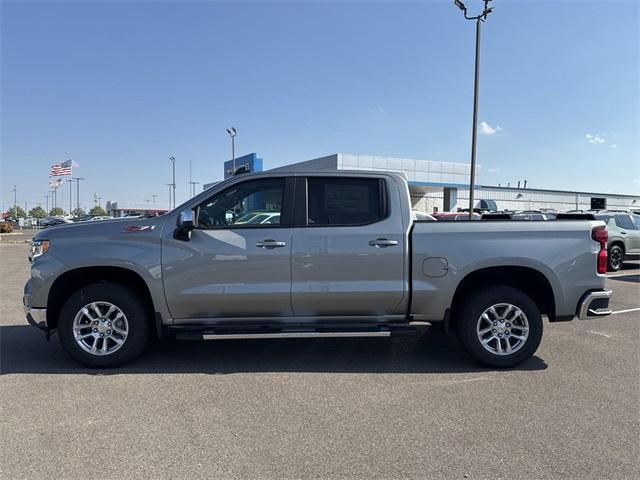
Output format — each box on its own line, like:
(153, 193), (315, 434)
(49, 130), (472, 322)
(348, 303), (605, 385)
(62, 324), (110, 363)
(592, 226), (608, 274)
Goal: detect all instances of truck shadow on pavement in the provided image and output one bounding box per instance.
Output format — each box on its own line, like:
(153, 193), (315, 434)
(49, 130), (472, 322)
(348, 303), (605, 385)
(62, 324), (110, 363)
(0, 325), (547, 375)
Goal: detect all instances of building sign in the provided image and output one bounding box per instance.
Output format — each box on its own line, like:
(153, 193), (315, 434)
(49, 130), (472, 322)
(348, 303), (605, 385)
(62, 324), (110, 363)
(224, 153), (263, 179)
(590, 197), (606, 210)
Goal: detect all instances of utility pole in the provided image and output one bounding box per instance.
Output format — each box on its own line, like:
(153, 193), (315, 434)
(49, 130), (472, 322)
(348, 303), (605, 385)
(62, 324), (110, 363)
(452, 0), (494, 219)
(152, 194), (157, 204)
(12, 185), (17, 211)
(169, 156), (176, 209)
(226, 127), (237, 176)
(74, 177), (85, 213)
(44, 195), (49, 213)
(67, 179), (74, 217)
(97, 196), (102, 208)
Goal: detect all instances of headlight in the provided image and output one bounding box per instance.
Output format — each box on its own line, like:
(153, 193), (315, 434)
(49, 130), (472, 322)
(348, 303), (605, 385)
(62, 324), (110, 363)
(30, 240), (50, 260)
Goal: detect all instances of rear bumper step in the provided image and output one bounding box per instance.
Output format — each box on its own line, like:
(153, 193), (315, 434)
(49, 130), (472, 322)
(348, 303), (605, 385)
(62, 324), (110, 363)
(578, 290), (613, 320)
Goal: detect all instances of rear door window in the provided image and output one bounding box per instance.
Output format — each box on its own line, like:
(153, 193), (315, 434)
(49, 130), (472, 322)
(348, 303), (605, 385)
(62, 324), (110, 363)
(306, 177), (386, 226)
(615, 214), (635, 230)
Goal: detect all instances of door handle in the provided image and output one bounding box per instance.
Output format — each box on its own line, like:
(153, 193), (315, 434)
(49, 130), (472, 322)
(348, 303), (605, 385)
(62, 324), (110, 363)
(368, 238), (398, 248)
(621, 231), (627, 235)
(256, 239), (287, 249)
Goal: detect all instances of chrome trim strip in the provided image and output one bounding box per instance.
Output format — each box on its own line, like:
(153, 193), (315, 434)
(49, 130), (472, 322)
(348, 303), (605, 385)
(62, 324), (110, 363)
(202, 331), (391, 340)
(24, 304), (47, 323)
(578, 290), (613, 320)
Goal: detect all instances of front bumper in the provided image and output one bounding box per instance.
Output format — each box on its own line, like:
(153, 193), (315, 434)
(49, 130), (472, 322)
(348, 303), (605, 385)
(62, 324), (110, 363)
(577, 290), (613, 320)
(23, 297), (48, 332)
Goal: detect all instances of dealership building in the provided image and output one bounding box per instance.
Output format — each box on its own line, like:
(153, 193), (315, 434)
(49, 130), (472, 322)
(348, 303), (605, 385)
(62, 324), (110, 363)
(267, 153), (638, 213)
(200, 151), (640, 213)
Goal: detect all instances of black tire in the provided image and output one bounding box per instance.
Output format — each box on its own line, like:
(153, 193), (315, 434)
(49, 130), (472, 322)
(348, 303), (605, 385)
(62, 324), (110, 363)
(58, 283), (149, 368)
(454, 286), (543, 368)
(607, 245), (624, 272)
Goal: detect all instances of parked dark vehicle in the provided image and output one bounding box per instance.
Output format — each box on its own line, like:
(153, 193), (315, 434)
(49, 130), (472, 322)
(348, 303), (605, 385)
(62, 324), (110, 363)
(40, 217), (72, 228)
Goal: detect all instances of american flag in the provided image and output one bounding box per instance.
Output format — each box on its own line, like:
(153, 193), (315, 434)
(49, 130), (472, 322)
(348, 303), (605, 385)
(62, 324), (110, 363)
(49, 159), (73, 177)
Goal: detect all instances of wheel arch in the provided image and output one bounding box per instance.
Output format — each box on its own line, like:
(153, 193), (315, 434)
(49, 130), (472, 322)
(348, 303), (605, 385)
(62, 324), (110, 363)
(609, 240), (625, 253)
(449, 266), (557, 326)
(47, 266), (156, 334)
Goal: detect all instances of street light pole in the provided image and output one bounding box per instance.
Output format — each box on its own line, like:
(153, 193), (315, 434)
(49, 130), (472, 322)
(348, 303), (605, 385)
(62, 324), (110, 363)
(166, 184), (173, 210)
(67, 179), (73, 217)
(169, 156), (176, 209)
(453, 0), (494, 219)
(74, 177), (85, 213)
(226, 127), (237, 175)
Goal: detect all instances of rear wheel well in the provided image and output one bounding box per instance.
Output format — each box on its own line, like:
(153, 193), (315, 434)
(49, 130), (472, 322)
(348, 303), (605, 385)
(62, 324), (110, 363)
(609, 241), (625, 253)
(47, 267), (155, 334)
(450, 266), (556, 325)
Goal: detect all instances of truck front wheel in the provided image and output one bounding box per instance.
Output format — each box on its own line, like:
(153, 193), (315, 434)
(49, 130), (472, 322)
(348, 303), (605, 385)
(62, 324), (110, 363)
(454, 286), (543, 368)
(58, 283), (149, 368)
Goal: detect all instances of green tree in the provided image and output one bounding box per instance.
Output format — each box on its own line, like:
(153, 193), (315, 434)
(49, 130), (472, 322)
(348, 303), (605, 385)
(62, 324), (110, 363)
(89, 206), (107, 216)
(29, 206), (47, 218)
(50, 207), (65, 217)
(72, 208), (86, 218)
(7, 206), (26, 219)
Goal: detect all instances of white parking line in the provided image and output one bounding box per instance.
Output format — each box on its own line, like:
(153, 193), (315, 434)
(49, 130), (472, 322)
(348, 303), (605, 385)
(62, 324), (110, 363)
(606, 272), (640, 278)
(611, 307), (640, 315)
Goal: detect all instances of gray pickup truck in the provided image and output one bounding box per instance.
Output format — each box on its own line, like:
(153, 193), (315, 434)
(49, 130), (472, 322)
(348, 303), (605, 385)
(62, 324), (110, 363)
(24, 171), (613, 368)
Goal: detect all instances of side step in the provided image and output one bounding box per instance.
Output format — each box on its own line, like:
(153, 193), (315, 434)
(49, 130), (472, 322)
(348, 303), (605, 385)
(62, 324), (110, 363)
(172, 324), (416, 341)
(202, 331), (390, 340)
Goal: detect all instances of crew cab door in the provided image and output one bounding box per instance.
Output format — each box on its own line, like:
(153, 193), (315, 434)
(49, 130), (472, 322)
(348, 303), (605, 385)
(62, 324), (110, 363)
(290, 176), (407, 318)
(162, 177), (294, 321)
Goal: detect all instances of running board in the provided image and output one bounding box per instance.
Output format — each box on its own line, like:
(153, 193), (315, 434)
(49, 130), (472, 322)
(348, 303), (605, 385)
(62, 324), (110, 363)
(172, 324), (415, 341)
(201, 331), (390, 340)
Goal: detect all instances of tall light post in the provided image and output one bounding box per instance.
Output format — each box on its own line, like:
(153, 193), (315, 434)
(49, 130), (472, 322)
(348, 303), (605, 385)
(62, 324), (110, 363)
(453, 0), (494, 219)
(169, 156), (176, 209)
(73, 177), (85, 214)
(166, 183), (173, 210)
(67, 179), (73, 217)
(44, 194), (49, 213)
(226, 127), (237, 175)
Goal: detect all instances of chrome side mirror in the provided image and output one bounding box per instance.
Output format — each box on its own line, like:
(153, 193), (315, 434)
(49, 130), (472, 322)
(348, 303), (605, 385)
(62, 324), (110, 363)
(174, 210), (195, 240)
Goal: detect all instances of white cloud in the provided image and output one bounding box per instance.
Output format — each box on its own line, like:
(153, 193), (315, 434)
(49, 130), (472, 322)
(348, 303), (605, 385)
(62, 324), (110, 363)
(479, 121), (502, 135)
(367, 107), (385, 114)
(611, 144), (617, 148)
(586, 133), (606, 145)
(487, 167), (500, 173)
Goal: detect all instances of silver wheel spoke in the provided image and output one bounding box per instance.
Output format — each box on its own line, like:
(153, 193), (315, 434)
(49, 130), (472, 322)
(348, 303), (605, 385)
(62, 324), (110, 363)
(502, 305), (514, 320)
(478, 326), (493, 335)
(81, 307), (97, 321)
(112, 325), (127, 335)
(504, 339), (512, 353)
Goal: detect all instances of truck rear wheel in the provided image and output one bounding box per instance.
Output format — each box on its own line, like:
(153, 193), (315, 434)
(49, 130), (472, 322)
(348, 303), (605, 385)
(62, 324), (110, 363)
(58, 283), (149, 368)
(454, 286), (543, 368)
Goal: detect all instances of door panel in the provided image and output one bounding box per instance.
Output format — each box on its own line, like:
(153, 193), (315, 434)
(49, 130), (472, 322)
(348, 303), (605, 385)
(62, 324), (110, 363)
(290, 176), (406, 317)
(163, 228), (292, 319)
(162, 176), (294, 320)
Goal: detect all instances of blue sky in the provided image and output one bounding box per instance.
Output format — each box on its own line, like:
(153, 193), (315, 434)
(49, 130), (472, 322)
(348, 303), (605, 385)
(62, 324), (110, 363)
(1, 0), (638, 212)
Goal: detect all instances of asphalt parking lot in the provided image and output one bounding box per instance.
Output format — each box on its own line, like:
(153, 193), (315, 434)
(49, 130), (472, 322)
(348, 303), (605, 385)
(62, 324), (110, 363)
(1, 243), (638, 480)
